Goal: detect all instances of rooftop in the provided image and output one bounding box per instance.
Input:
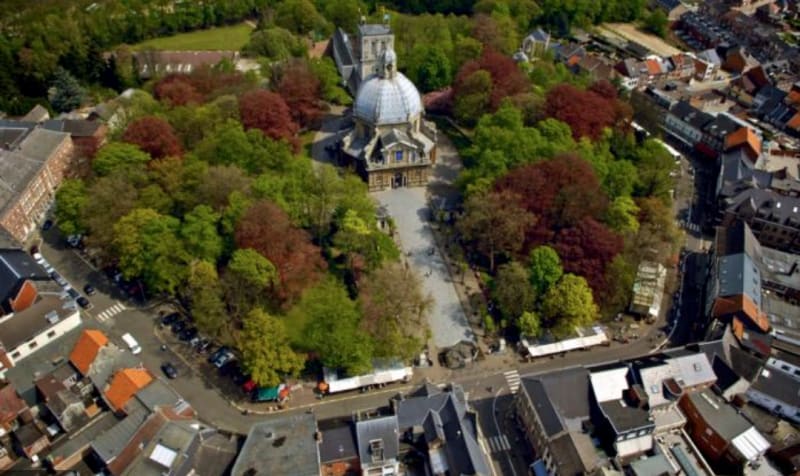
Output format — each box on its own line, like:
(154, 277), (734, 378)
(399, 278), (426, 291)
(91, 403), (151, 463)
(520, 367), (591, 438)
(355, 415), (400, 465)
(318, 424), (358, 463)
(0, 295), (80, 352)
(231, 414), (320, 476)
(69, 329), (109, 375)
(0, 248), (50, 306)
(104, 368), (153, 412)
(749, 366), (800, 409)
(687, 391), (751, 441)
(358, 23), (391, 37)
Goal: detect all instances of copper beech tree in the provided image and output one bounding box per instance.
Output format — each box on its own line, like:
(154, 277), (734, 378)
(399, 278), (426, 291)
(238, 89), (300, 152)
(122, 116), (183, 159)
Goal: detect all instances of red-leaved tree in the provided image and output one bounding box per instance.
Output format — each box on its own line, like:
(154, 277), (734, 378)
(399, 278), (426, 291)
(235, 200), (327, 304)
(122, 116), (183, 159)
(239, 90), (300, 152)
(154, 75), (203, 107)
(544, 83), (618, 140)
(277, 60), (323, 128)
(454, 48), (530, 112)
(553, 217), (624, 294)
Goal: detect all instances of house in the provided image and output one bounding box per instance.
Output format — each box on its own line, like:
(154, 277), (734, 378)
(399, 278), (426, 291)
(131, 50), (240, 79)
(664, 100), (714, 149)
(0, 248), (53, 315)
(668, 53), (696, 80)
(41, 118), (108, 160)
(515, 367), (604, 475)
(319, 423), (360, 476)
(395, 383), (492, 475)
(0, 124), (74, 243)
(69, 329), (109, 376)
(19, 105), (50, 123)
(635, 353), (717, 418)
(679, 390), (770, 470)
(589, 366), (655, 459)
(34, 363), (97, 432)
(699, 113), (743, 157)
(745, 363), (800, 424)
(694, 49), (722, 81)
(521, 28), (552, 59)
(724, 126), (762, 161)
(719, 189), (800, 254)
(615, 58), (648, 90)
(355, 415), (401, 476)
(12, 421), (49, 460)
(0, 294), (82, 372)
(722, 46), (759, 74)
(0, 382), (28, 436)
(103, 368), (153, 414)
(629, 261), (667, 319)
(231, 414), (321, 476)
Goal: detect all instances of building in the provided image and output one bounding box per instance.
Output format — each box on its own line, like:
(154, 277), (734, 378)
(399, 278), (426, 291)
(679, 390), (770, 470)
(694, 49), (722, 82)
(395, 383), (491, 475)
(41, 118), (108, 160)
(0, 248), (54, 315)
(334, 21), (437, 191)
(664, 100), (714, 149)
(319, 423), (359, 476)
(516, 367), (604, 475)
(745, 362), (800, 424)
(355, 415), (400, 476)
(629, 261), (667, 319)
(0, 382), (28, 437)
(521, 28), (552, 59)
(34, 363), (97, 432)
(0, 124), (74, 243)
(131, 50), (240, 79)
(103, 368), (154, 414)
(231, 414), (321, 476)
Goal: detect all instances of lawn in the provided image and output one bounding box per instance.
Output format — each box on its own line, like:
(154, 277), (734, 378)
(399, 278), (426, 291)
(132, 24), (253, 51)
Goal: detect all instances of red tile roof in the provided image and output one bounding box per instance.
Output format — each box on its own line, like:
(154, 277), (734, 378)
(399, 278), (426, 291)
(645, 59), (662, 76)
(9, 280), (37, 312)
(0, 383), (26, 425)
(104, 368), (153, 412)
(69, 329), (109, 375)
(724, 126), (761, 160)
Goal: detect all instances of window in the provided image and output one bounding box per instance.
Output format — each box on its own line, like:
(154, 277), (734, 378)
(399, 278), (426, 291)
(47, 330), (56, 339)
(11, 352), (20, 359)
(395, 150), (403, 162)
(28, 341), (38, 350)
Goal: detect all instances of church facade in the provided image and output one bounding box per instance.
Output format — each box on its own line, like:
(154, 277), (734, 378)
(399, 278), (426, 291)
(332, 22), (437, 191)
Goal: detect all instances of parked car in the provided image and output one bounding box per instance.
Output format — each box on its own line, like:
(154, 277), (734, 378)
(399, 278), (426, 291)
(122, 333), (142, 354)
(208, 346), (229, 363)
(242, 379), (257, 394)
(219, 360), (239, 377)
(211, 350), (235, 369)
(171, 320), (187, 334)
(231, 367), (249, 385)
(252, 384), (288, 403)
(179, 327), (198, 342)
(76, 296), (91, 309)
(195, 339), (212, 353)
(83, 284), (96, 296)
(50, 272), (68, 287)
(66, 288), (80, 299)
(189, 336), (202, 348)
(161, 312), (180, 326)
(161, 362), (178, 379)
(42, 219), (53, 231)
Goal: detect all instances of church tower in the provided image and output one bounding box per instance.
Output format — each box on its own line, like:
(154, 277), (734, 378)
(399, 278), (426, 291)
(357, 18), (394, 81)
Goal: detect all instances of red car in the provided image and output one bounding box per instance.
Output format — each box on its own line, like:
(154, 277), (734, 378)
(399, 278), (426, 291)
(242, 379), (257, 393)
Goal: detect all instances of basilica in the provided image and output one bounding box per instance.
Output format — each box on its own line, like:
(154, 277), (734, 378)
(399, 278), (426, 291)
(332, 22), (437, 191)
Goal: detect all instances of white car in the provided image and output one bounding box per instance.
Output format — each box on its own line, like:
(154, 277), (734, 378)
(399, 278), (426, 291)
(122, 333), (142, 355)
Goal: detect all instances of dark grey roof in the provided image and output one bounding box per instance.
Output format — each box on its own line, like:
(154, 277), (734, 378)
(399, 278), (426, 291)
(319, 424), (358, 463)
(125, 418), (199, 476)
(0, 150), (47, 226)
(20, 105), (50, 123)
(231, 414), (320, 476)
(729, 346), (764, 382)
(703, 113), (740, 139)
(131, 378), (184, 412)
(686, 391), (751, 440)
(520, 367), (591, 438)
(630, 453), (674, 476)
(670, 100), (714, 130)
(712, 355), (743, 392)
(0, 248), (50, 305)
(4, 321), (88, 405)
(355, 415), (399, 464)
(724, 188), (800, 229)
(717, 253), (762, 306)
(91, 402), (150, 463)
(522, 378), (564, 437)
(41, 119), (102, 137)
(358, 24), (391, 37)
(750, 367), (800, 406)
(174, 429), (238, 476)
(599, 400), (652, 434)
(526, 28), (550, 43)
(18, 127), (69, 161)
(48, 411), (119, 463)
(0, 127), (31, 149)
(0, 295), (79, 351)
(14, 422), (45, 446)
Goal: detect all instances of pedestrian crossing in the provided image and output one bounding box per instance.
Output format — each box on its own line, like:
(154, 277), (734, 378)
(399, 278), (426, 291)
(487, 434), (511, 453)
(96, 302), (126, 322)
(504, 370), (521, 394)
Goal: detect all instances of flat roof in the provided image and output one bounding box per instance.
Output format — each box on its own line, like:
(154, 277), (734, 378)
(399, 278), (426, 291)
(0, 295), (79, 352)
(231, 414), (320, 476)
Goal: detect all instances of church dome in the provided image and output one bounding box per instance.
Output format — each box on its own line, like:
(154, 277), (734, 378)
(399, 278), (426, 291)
(353, 72), (423, 126)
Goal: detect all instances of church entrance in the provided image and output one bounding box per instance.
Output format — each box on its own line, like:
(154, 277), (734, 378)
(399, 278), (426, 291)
(393, 172), (406, 188)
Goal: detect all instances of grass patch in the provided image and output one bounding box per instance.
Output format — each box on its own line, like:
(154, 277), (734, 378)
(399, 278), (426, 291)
(131, 24), (253, 51)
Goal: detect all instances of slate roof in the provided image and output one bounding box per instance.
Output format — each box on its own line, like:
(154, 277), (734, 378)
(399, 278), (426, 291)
(172, 428), (238, 476)
(749, 367), (800, 408)
(0, 295), (79, 351)
(723, 188), (800, 230)
(687, 391), (751, 440)
(131, 378), (185, 413)
(41, 119), (102, 137)
(231, 414), (320, 476)
(520, 367), (591, 438)
(355, 415), (400, 465)
(670, 100), (714, 130)
(91, 400), (150, 463)
(0, 249), (50, 306)
(712, 355), (744, 393)
(17, 127), (69, 161)
(703, 114), (741, 140)
(319, 424), (358, 463)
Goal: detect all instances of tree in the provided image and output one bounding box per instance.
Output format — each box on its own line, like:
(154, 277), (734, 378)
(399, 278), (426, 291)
(55, 179), (88, 236)
(359, 263), (432, 361)
(180, 205), (223, 263)
(457, 189), (535, 272)
(600, 254), (637, 315)
(528, 246), (563, 296)
(643, 9), (668, 38)
(322, 0), (363, 33)
(290, 279), (373, 375)
(605, 196), (640, 235)
(542, 274), (598, 337)
(406, 44), (452, 93)
(333, 209), (394, 272)
(275, 0), (327, 35)
(186, 260), (227, 339)
(122, 116), (183, 159)
(92, 142), (151, 176)
(309, 57), (351, 105)
(243, 27), (307, 61)
(112, 208), (189, 294)
(453, 48), (530, 123)
(276, 60), (323, 128)
(544, 83), (617, 140)
(240, 309), (305, 387)
(223, 248), (278, 318)
(453, 69), (492, 126)
(239, 89), (299, 152)
(632, 139), (674, 200)
(518, 311), (541, 337)
(154, 74), (202, 107)
(49, 67), (85, 112)
(471, 13), (519, 55)
(235, 200), (326, 304)
(492, 261), (537, 322)
(553, 217), (624, 294)
(197, 165), (252, 212)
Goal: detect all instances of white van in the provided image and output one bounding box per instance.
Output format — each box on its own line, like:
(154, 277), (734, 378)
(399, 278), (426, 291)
(121, 333), (141, 354)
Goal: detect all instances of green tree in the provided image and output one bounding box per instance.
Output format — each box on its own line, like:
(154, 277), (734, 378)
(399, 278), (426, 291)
(180, 205), (223, 263)
(454, 70), (492, 126)
(243, 27), (307, 61)
(291, 279), (372, 375)
(492, 261), (537, 322)
(605, 196), (640, 234)
(223, 248), (278, 317)
(275, 0), (327, 35)
(601, 254), (637, 316)
(406, 44), (452, 92)
(518, 310), (542, 337)
(240, 308), (305, 387)
(49, 67), (86, 112)
(643, 9), (668, 38)
(54, 179), (88, 236)
(604, 159), (638, 199)
(309, 57), (351, 105)
(528, 245), (563, 296)
(186, 260), (227, 339)
(633, 139), (674, 200)
(322, 0), (364, 33)
(458, 189), (535, 272)
(112, 208), (189, 294)
(359, 263), (432, 361)
(542, 274), (598, 337)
